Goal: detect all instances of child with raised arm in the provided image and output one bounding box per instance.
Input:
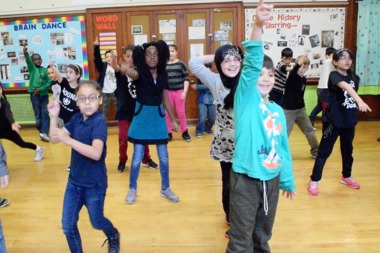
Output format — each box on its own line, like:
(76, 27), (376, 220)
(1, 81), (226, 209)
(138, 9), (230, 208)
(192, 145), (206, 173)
(308, 48), (371, 196)
(23, 46), (51, 142)
(48, 61), (81, 126)
(227, 1), (295, 252)
(189, 43), (244, 230)
(282, 54), (319, 158)
(269, 47), (293, 106)
(48, 80), (120, 253)
(0, 82), (44, 162)
(110, 46), (158, 172)
(93, 37), (117, 119)
(123, 40), (179, 204)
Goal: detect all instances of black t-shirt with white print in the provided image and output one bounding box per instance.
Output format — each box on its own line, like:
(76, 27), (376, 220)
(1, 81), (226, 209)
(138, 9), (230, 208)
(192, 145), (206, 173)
(59, 77), (79, 123)
(327, 71), (359, 128)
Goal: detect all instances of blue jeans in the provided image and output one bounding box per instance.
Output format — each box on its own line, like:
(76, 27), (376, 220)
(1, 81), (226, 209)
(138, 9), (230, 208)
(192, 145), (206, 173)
(129, 144), (169, 190)
(30, 94), (50, 134)
(196, 103), (216, 135)
(0, 219), (6, 253)
(62, 181), (118, 253)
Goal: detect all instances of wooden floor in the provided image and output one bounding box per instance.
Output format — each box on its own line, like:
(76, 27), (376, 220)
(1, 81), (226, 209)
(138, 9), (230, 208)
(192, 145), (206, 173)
(1, 121), (380, 253)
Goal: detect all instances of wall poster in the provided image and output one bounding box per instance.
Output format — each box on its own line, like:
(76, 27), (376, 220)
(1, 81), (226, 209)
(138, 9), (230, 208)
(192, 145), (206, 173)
(245, 8), (346, 78)
(0, 15), (88, 88)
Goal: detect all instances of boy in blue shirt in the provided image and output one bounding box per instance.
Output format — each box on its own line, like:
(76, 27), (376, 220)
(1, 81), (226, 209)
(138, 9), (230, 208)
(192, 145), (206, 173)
(227, 1), (295, 252)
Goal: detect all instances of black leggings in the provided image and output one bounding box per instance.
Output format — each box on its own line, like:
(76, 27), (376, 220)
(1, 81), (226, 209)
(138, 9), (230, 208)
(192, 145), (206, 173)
(220, 161), (232, 222)
(0, 128), (37, 150)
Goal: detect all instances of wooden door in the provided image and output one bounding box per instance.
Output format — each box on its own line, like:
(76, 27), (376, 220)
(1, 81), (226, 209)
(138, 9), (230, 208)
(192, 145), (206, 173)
(182, 9), (210, 120)
(211, 8), (239, 51)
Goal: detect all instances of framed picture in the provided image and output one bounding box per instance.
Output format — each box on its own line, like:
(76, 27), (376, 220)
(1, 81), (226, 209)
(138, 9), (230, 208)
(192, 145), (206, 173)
(321, 30), (334, 48)
(131, 25), (143, 35)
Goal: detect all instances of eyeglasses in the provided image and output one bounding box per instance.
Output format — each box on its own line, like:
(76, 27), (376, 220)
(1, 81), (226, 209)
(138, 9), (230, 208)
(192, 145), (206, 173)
(222, 57), (242, 64)
(145, 53), (158, 58)
(77, 95), (100, 103)
(339, 55), (353, 61)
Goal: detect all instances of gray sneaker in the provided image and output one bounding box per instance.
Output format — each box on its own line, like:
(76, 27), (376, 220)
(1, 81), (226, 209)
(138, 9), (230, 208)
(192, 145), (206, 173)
(39, 133), (50, 142)
(126, 189), (137, 204)
(160, 188), (179, 202)
(34, 147), (44, 162)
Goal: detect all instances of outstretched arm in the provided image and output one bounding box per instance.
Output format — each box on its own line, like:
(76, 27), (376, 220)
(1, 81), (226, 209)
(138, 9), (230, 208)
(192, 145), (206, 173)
(337, 82), (372, 112)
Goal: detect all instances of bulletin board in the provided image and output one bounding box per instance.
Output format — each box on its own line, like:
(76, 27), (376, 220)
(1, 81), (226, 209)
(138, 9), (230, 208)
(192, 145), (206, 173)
(0, 15), (88, 88)
(245, 8), (346, 78)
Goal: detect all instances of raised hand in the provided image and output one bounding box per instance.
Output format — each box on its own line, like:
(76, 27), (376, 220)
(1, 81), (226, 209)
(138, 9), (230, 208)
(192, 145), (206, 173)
(255, 0), (274, 28)
(94, 36), (99, 45)
(47, 99), (60, 117)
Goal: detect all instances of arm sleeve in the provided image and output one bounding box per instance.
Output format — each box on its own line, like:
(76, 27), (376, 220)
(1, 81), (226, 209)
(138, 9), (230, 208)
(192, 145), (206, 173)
(284, 63), (300, 90)
(3, 99), (15, 124)
(93, 45), (104, 73)
(181, 61), (190, 81)
(235, 40), (263, 108)
(278, 113), (295, 192)
(188, 57), (219, 97)
(279, 62), (287, 73)
(24, 52), (36, 72)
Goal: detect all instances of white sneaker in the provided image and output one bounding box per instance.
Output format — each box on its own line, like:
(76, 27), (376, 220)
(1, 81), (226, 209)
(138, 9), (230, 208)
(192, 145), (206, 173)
(126, 189), (137, 204)
(39, 133), (50, 142)
(160, 188), (179, 202)
(34, 147), (44, 162)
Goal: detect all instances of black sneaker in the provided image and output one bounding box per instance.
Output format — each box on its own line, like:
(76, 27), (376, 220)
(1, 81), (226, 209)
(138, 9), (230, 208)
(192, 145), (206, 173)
(102, 230), (120, 253)
(0, 198), (10, 208)
(182, 129), (191, 142)
(117, 162), (127, 173)
(141, 159), (159, 169)
(168, 133), (173, 141)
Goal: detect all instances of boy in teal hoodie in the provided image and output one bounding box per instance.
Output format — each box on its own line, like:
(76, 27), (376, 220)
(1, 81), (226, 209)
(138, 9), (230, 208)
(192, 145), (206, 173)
(227, 1), (295, 252)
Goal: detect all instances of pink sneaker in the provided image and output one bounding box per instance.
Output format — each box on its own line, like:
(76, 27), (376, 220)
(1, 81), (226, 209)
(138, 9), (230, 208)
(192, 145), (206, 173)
(340, 177), (360, 189)
(308, 180), (319, 195)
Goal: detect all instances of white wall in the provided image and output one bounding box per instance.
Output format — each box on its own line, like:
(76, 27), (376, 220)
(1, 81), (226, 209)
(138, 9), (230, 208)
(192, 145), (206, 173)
(2, 0), (348, 17)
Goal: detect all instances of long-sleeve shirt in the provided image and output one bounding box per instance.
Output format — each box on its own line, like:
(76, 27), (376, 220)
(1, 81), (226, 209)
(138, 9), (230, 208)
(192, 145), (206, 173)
(282, 63), (307, 110)
(233, 40), (295, 192)
(317, 58), (335, 89)
(0, 97), (15, 129)
(189, 57), (235, 163)
(24, 52), (51, 95)
(165, 60), (189, 90)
